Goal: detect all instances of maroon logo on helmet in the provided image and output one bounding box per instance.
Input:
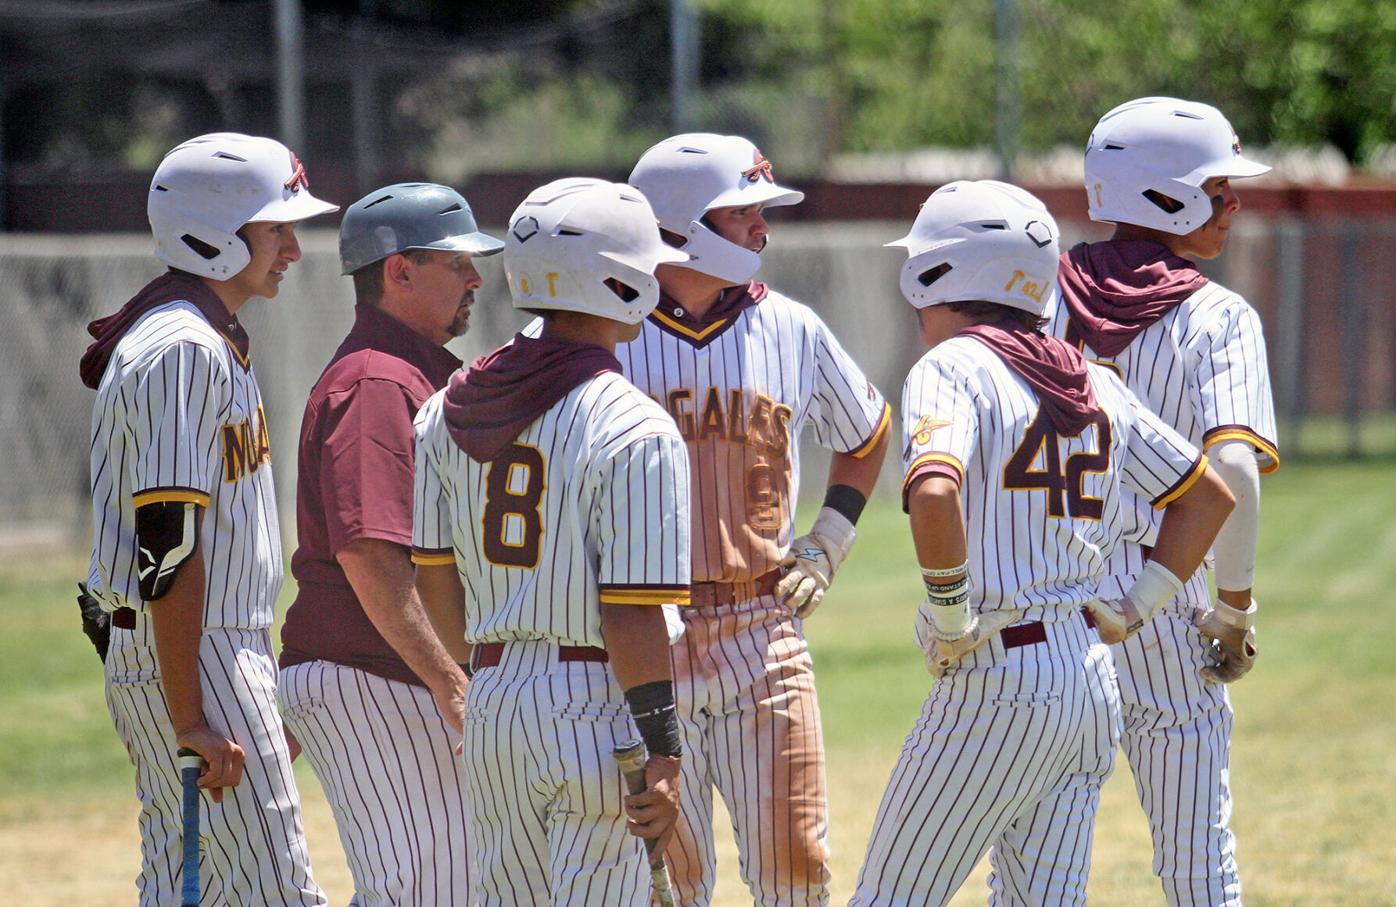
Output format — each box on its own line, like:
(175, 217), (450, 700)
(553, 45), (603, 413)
(1231, 134), (1243, 157)
(742, 149), (775, 184)
(285, 151), (310, 193)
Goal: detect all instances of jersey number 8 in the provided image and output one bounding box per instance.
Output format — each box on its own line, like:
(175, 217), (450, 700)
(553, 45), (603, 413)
(482, 443), (546, 568)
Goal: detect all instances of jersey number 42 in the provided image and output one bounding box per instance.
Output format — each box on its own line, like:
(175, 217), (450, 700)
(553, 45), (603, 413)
(1003, 410), (1111, 520)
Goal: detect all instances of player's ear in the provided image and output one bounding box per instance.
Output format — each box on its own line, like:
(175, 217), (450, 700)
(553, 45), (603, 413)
(383, 252), (413, 292)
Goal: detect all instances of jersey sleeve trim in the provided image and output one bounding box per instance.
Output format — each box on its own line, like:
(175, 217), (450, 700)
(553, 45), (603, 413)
(599, 585), (692, 606)
(410, 547), (456, 566)
(1203, 425), (1280, 475)
(132, 487), (211, 509)
(1152, 453), (1209, 509)
(847, 403), (892, 459)
(902, 453), (965, 493)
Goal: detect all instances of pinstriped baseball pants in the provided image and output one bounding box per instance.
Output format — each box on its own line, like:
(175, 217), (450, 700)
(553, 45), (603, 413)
(1112, 590), (1243, 907)
(665, 596), (831, 906)
(851, 614), (1120, 906)
(105, 626), (326, 907)
(459, 640), (652, 906)
(278, 660), (478, 906)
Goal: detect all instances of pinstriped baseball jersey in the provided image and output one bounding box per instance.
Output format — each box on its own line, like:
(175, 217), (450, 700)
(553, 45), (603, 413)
(597, 288), (888, 583)
(901, 335), (1206, 626)
(1049, 269), (1277, 906)
(411, 370), (692, 640)
(87, 301), (281, 629)
(1047, 281), (1278, 596)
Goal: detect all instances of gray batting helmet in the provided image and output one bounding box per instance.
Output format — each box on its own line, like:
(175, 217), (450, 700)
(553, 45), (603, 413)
(338, 182), (504, 275)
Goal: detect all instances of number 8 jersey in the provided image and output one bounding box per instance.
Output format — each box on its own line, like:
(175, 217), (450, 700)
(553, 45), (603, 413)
(412, 369), (691, 647)
(901, 333), (1203, 622)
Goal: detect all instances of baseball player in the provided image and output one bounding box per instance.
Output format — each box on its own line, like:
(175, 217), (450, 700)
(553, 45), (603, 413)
(623, 133), (890, 906)
(79, 133), (336, 905)
(852, 179), (1237, 906)
(412, 178), (692, 906)
(277, 183), (504, 905)
(1044, 97), (1279, 905)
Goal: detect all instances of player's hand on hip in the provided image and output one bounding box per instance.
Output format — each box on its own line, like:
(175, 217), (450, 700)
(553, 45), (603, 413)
(623, 754), (682, 851)
(1084, 596), (1149, 645)
(1196, 598), (1258, 683)
(925, 609), (1021, 678)
(777, 506), (856, 619)
(175, 725), (245, 804)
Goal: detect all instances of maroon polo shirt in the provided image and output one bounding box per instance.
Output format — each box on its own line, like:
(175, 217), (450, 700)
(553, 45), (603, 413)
(280, 304), (461, 686)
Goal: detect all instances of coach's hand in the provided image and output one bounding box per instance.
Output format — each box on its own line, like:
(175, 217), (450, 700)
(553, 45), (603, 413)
(925, 608), (1020, 678)
(433, 670), (468, 736)
(176, 725), (245, 804)
(1196, 598), (1258, 683)
(624, 754), (682, 852)
(777, 507), (856, 619)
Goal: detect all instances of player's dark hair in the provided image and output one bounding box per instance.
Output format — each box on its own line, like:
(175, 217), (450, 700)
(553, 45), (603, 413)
(351, 249), (434, 306)
(946, 300), (1047, 331)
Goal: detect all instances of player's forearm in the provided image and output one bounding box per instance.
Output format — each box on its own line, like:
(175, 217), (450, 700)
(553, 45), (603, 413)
(414, 563), (471, 664)
(1150, 465), (1235, 585)
(149, 546), (208, 739)
(1207, 439), (1261, 606)
(339, 538), (468, 692)
(907, 476), (968, 578)
(600, 604), (674, 690)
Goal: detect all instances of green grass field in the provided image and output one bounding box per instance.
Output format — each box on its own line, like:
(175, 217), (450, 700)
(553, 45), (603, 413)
(2, 459), (1393, 905)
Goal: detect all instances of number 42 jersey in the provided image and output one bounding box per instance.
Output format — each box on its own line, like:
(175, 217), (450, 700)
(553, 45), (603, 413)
(901, 334), (1203, 622)
(412, 370), (691, 647)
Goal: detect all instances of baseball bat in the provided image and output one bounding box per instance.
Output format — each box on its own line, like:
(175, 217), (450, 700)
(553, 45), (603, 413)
(613, 740), (677, 907)
(177, 747), (203, 907)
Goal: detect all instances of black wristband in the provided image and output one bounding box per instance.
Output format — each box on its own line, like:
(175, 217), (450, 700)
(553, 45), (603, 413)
(823, 484), (867, 525)
(624, 680), (683, 758)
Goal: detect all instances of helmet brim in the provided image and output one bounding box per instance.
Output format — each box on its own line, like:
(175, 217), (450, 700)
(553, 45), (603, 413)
(1188, 155), (1272, 184)
(249, 192), (340, 224)
(707, 183), (804, 212)
(423, 232), (506, 257)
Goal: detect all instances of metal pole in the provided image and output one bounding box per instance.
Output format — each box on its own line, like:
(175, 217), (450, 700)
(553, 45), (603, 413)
(274, 0), (306, 153)
(993, 0), (1019, 181)
(670, 0), (698, 134)
(1273, 218), (1307, 454)
(1339, 227), (1363, 459)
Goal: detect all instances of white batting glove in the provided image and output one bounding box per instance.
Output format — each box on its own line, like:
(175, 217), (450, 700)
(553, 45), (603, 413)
(1085, 560), (1183, 645)
(1196, 598), (1258, 683)
(776, 507), (856, 619)
(924, 608), (1022, 678)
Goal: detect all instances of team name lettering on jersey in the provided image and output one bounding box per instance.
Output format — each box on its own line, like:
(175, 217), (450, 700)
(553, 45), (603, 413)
(223, 404), (272, 483)
(662, 387), (792, 453)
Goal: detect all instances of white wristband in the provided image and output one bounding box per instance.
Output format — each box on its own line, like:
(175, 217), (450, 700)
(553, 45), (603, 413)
(928, 596), (974, 640)
(1211, 598), (1256, 630)
(1123, 560), (1184, 622)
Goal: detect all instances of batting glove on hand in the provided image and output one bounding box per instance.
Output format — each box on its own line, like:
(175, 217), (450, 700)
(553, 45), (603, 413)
(1196, 598), (1258, 683)
(777, 507), (856, 619)
(924, 608), (1022, 678)
(75, 582), (111, 664)
(1085, 560), (1183, 645)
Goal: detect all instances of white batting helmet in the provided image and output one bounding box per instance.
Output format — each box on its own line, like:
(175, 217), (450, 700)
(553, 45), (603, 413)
(886, 180), (1060, 316)
(628, 133), (803, 284)
(148, 132), (339, 280)
(504, 178), (688, 324)
(1084, 97), (1270, 235)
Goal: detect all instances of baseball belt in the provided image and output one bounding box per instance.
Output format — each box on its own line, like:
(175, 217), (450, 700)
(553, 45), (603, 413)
(112, 607), (137, 630)
(688, 568), (782, 608)
(467, 641), (608, 677)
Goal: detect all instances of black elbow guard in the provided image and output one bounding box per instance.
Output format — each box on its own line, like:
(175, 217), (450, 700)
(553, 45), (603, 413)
(135, 501), (200, 601)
